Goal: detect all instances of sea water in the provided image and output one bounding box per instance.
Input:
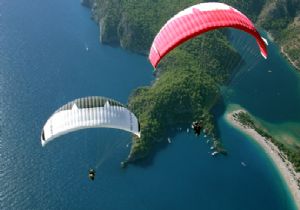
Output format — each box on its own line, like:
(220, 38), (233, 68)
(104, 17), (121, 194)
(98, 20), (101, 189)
(0, 0), (297, 209)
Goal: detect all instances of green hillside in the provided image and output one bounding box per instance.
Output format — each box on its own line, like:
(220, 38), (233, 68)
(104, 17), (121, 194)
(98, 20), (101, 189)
(82, 0), (300, 162)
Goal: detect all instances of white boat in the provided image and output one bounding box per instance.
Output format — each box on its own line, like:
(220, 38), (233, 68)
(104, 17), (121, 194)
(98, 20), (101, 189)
(85, 43), (89, 51)
(210, 146), (214, 150)
(211, 151), (218, 156)
(167, 138), (171, 143)
(241, 162), (246, 167)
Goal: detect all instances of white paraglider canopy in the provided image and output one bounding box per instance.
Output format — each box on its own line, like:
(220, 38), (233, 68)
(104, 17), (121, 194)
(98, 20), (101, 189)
(41, 96), (140, 146)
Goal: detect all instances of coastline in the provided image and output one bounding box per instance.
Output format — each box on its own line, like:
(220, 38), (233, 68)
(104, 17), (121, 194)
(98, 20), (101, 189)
(265, 31), (299, 72)
(82, 0), (300, 164)
(225, 110), (300, 209)
(280, 46), (300, 71)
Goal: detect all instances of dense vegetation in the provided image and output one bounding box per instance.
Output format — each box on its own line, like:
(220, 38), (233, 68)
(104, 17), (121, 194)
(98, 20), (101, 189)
(258, 0), (300, 69)
(234, 111), (300, 172)
(85, 0), (300, 69)
(82, 0), (300, 162)
(84, 0), (242, 161)
(128, 33), (238, 160)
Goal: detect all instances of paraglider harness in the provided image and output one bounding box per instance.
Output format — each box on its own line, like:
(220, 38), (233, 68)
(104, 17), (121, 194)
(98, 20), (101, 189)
(192, 121), (203, 136)
(88, 169), (96, 181)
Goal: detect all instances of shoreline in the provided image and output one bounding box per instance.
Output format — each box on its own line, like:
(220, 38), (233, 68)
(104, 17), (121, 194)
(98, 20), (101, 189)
(225, 110), (300, 210)
(265, 31), (300, 71)
(280, 46), (300, 71)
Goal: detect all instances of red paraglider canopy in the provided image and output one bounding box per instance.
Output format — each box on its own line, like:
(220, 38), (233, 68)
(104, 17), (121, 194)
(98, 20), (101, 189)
(149, 2), (268, 68)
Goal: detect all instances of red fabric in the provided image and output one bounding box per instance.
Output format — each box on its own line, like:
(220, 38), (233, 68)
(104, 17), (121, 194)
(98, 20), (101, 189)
(149, 3), (268, 68)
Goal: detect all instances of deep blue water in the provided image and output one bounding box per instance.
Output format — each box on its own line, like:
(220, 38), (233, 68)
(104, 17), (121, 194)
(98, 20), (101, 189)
(0, 0), (297, 209)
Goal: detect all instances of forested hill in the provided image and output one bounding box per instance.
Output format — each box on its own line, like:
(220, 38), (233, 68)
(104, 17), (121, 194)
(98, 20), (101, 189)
(83, 0), (300, 70)
(81, 0), (300, 162)
(258, 0), (300, 70)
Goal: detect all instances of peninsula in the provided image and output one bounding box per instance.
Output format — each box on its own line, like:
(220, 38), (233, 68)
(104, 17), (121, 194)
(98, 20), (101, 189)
(226, 110), (300, 209)
(81, 0), (300, 163)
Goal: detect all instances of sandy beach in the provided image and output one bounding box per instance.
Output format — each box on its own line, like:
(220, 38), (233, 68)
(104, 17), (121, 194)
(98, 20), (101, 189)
(281, 46), (300, 71)
(225, 110), (300, 209)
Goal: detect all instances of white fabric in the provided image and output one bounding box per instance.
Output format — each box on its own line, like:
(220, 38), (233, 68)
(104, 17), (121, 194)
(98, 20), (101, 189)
(167, 2), (231, 27)
(41, 102), (140, 146)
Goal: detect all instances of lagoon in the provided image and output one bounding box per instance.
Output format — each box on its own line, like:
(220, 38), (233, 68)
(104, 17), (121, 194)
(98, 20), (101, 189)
(0, 0), (297, 209)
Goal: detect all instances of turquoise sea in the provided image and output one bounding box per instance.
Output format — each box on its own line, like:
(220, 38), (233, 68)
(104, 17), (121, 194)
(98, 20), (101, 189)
(225, 29), (300, 147)
(0, 0), (298, 209)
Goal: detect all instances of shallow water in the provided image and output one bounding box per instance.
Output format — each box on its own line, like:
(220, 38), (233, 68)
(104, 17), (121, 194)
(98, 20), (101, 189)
(0, 0), (297, 209)
(225, 30), (300, 145)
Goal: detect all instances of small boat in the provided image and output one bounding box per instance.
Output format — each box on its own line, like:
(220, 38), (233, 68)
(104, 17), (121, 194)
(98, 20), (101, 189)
(120, 161), (128, 168)
(187, 128), (189, 133)
(167, 138), (171, 144)
(241, 162), (246, 167)
(85, 43), (89, 51)
(210, 146), (214, 150)
(211, 151), (218, 156)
